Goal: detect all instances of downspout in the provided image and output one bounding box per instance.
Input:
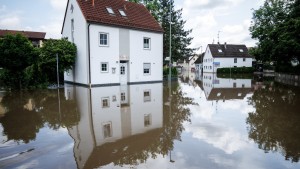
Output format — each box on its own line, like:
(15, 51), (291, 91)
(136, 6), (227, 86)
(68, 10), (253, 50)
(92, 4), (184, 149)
(87, 23), (91, 88)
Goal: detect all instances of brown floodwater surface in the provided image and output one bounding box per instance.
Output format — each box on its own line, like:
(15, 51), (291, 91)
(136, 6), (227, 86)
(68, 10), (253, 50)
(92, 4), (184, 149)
(0, 74), (300, 169)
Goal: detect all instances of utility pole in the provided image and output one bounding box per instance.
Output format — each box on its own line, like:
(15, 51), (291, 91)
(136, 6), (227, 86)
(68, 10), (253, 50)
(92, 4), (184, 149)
(169, 0), (172, 80)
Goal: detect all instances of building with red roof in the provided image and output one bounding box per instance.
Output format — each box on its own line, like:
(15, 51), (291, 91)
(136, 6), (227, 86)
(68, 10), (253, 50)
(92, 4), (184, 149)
(62, 0), (163, 87)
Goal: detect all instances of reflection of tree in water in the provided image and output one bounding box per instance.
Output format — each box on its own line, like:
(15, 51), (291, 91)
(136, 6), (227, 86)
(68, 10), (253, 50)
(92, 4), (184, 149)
(112, 82), (195, 166)
(247, 83), (300, 162)
(0, 90), (79, 143)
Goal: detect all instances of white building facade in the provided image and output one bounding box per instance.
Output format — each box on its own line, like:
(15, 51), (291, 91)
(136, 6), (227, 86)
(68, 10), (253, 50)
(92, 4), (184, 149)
(203, 44), (253, 73)
(62, 0), (163, 87)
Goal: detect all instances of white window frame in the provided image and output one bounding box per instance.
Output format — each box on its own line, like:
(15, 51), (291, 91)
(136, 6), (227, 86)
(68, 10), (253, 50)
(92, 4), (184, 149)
(102, 122), (112, 138)
(144, 90), (151, 102)
(143, 37), (151, 50)
(143, 63), (151, 75)
(218, 49), (222, 53)
(99, 32), (109, 46)
(239, 49), (244, 52)
(234, 58), (237, 63)
(119, 9), (127, 17)
(144, 114), (152, 127)
(71, 19), (74, 43)
(106, 7), (115, 15)
(101, 62), (109, 73)
(101, 97), (110, 108)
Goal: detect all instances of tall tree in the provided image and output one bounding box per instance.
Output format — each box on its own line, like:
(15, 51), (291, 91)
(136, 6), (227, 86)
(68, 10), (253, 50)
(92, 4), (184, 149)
(250, 0), (300, 71)
(159, 0), (194, 62)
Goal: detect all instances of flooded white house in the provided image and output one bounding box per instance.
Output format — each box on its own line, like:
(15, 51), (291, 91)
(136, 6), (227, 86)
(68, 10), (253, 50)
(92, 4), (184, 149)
(61, 0), (164, 87)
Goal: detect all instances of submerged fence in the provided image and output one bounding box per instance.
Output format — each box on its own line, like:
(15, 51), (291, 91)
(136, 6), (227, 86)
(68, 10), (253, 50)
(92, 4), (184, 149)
(275, 73), (300, 87)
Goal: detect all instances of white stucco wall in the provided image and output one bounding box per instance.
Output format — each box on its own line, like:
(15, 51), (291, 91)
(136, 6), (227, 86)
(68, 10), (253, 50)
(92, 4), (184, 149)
(67, 86), (95, 169)
(129, 83), (163, 134)
(62, 0), (88, 84)
(129, 30), (163, 83)
(89, 25), (120, 85)
(91, 86), (122, 146)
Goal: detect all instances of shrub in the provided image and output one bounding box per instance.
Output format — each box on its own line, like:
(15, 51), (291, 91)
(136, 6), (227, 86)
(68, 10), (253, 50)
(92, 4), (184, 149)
(217, 67), (255, 74)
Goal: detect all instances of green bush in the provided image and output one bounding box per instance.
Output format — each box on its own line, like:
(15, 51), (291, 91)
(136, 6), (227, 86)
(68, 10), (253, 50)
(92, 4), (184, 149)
(217, 67), (255, 74)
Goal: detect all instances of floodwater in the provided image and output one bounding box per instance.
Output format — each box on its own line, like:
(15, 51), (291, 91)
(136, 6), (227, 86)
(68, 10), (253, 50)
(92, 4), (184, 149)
(1, 72), (300, 169)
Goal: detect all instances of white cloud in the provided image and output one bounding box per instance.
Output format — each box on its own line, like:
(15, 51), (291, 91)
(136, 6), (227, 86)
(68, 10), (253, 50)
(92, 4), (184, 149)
(0, 16), (21, 28)
(186, 123), (248, 154)
(38, 21), (62, 39)
(49, 0), (68, 11)
(0, 5), (21, 29)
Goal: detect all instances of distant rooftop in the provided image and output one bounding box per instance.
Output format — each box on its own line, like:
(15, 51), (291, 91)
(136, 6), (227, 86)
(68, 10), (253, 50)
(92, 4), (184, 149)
(0, 29), (46, 40)
(208, 44), (252, 58)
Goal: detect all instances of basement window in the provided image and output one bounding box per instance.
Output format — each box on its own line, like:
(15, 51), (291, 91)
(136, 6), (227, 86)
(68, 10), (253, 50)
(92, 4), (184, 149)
(106, 7), (115, 15)
(119, 9), (127, 17)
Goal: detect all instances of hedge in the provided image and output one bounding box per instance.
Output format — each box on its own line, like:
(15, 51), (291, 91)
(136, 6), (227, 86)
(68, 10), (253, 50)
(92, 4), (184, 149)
(217, 67), (255, 74)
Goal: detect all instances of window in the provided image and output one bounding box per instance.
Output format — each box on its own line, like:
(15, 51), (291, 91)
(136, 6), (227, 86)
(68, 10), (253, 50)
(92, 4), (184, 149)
(239, 49), (244, 52)
(144, 90), (151, 102)
(218, 49), (222, 53)
(234, 58), (237, 63)
(243, 58), (246, 62)
(143, 63), (151, 75)
(70, 4), (74, 13)
(120, 66), (125, 75)
(103, 122), (112, 138)
(101, 62), (108, 72)
(99, 33), (108, 46)
(106, 7), (115, 15)
(71, 19), (74, 43)
(233, 82), (236, 88)
(119, 9), (126, 17)
(102, 97), (110, 108)
(112, 95), (116, 102)
(242, 84), (245, 88)
(143, 37), (150, 49)
(144, 114), (151, 127)
(67, 69), (70, 76)
(121, 92), (126, 101)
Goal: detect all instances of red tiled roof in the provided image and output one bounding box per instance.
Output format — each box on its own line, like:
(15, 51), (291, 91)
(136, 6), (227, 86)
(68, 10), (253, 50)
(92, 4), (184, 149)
(0, 30), (46, 40)
(75, 0), (163, 33)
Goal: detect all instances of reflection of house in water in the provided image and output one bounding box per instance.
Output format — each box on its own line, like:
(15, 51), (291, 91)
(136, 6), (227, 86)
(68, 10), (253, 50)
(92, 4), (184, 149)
(199, 73), (253, 101)
(65, 83), (163, 169)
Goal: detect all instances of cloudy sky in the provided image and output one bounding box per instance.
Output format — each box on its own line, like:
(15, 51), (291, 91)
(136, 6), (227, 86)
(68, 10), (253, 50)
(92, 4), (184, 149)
(0, 0), (264, 53)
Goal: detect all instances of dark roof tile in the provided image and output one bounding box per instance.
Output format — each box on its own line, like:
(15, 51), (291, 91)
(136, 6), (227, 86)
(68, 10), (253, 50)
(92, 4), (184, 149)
(208, 44), (252, 58)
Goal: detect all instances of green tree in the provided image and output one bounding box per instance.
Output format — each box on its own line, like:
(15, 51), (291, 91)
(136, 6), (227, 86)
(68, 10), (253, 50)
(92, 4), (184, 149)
(250, 0), (300, 72)
(247, 82), (300, 162)
(39, 38), (76, 84)
(159, 0), (194, 62)
(0, 34), (38, 89)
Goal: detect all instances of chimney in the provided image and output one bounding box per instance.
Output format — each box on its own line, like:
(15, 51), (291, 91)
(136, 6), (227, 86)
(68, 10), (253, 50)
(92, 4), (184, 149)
(224, 42), (227, 49)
